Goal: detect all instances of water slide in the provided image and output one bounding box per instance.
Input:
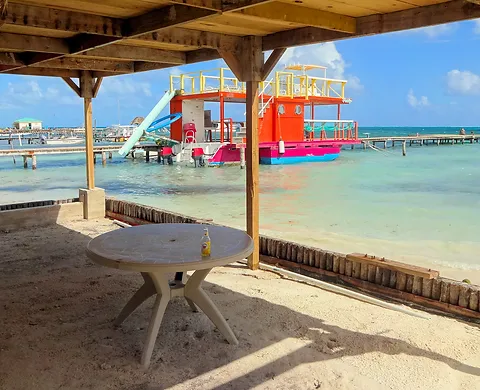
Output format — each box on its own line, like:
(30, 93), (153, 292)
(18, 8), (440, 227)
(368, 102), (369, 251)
(118, 90), (176, 157)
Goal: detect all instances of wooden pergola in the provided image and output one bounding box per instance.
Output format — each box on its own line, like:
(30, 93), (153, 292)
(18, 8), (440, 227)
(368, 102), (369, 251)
(1, 0), (479, 269)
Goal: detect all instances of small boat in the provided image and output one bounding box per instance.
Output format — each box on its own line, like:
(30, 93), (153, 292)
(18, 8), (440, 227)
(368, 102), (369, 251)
(44, 136), (84, 145)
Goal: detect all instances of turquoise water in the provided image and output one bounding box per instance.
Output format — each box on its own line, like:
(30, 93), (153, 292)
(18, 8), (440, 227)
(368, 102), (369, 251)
(1, 127), (479, 274)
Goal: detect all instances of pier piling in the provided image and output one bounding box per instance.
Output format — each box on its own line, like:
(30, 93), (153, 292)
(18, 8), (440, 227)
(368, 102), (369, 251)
(102, 151), (107, 165)
(32, 155), (37, 170)
(108, 152), (112, 159)
(402, 141), (406, 156)
(23, 156), (28, 169)
(146, 150), (150, 163)
(240, 147), (246, 169)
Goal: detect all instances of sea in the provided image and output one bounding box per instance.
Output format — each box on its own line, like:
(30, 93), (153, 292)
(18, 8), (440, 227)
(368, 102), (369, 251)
(1, 126), (479, 280)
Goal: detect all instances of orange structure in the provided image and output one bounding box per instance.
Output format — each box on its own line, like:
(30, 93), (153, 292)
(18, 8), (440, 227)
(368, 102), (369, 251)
(169, 65), (359, 165)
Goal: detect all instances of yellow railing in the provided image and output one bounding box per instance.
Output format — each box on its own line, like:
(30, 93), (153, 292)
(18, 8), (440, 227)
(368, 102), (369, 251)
(169, 68), (347, 100)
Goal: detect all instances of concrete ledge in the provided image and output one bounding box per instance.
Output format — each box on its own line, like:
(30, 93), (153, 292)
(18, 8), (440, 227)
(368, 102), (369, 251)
(79, 188), (105, 220)
(0, 203), (83, 231)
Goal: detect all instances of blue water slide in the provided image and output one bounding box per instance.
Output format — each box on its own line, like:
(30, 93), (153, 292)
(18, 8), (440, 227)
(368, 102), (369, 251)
(118, 90), (176, 157)
(146, 113), (182, 134)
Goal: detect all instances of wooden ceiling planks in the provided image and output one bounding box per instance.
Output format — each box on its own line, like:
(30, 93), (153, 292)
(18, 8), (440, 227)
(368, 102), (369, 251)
(0, 0), (477, 78)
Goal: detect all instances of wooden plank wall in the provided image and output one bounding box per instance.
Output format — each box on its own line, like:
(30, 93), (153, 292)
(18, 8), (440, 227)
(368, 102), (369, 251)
(105, 198), (480, 321)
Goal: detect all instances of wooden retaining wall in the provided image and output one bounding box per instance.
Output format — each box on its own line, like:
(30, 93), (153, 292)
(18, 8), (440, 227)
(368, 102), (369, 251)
(105, 198), (480, 321)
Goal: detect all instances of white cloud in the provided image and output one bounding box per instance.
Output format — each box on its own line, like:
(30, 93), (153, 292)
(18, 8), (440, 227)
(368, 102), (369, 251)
(421, 24), (454, 38)
(0, 79), (80, 107)
(407, 89), (430, 108)
(101, 77), (152, 97)
(474, 20), (480, 34)
(270, 42), (363, 91)
(446, 69), (480, 95)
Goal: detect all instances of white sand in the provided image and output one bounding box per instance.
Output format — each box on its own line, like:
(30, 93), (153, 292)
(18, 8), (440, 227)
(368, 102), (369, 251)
(0, 218), (479, 390)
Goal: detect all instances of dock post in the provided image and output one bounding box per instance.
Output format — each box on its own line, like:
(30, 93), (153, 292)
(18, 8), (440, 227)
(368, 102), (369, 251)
(93, 153), (97, 164)
(436, 139), (440, 146)
(383, 141), (386, 149)
(157, 147), (162, 163)
(351, 144), (354, 150)
(392, 141), (395, 147)
(240, 147), (246, 169)
(146, 150), (150, 163)
(23, 156), (28, 169)
(32, 155), (37, 170)
(363, 142), (367, 150)
(402, 141), (406, 156)
(108, 152), (112, 159)
(102, 151), (107, 165)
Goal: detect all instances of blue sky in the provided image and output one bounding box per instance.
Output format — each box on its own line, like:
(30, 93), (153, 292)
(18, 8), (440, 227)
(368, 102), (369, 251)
(1, 19), (480, 128)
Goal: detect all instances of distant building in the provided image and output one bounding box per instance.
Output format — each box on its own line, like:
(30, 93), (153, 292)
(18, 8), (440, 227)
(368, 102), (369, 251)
(13, 118), (43, 130)
(130, 117), (144, 126)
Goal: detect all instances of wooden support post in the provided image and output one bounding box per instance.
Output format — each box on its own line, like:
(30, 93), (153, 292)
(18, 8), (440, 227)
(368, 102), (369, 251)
(102, 151), (107, 165)
(218, 35), (282, 271)
(109, 152), (112, 159)
(246, 79), (260, 270)
(402, 140), (406, 156)
(146, 150), (150, 162)
(244, 37), (263, 271)
(31, 155), (37, 170)
(80, 70), (95, 190)
(240, 146), (245, 169)
(23, 155), (27, 168)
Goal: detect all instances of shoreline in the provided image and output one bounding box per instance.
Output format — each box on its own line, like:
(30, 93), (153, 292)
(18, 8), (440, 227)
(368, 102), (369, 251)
(1, 191), (479, 285)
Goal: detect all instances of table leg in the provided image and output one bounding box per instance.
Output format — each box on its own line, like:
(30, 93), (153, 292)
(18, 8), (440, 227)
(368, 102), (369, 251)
(141, 272), (171, 368)
(184, 268), (238, 345)
(114, 273), (156, 327)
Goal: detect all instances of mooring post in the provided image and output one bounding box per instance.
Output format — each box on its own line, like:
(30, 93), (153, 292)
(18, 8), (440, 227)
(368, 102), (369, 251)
(240, 146), (246, 169)
(23, 155), (28, 168)
(383, 141), (386, 149)
(93, 153), (97, 164)
(146, 150), (150, 163)
(32, 155), (37, 170)
(157, 147), (162, 163)
(102, 151), (107, 165)
(108, 152), (112, 159)
(351, 144), (354, 150)
(363, 142), (367, 150)
(402, 141), (406, 156)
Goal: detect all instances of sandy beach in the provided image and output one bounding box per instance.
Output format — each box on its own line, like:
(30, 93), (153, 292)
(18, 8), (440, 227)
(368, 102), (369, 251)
(1, 217), (479, 390)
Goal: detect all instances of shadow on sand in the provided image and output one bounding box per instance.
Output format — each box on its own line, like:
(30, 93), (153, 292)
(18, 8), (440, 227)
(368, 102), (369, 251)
(0, 221), (478, 390)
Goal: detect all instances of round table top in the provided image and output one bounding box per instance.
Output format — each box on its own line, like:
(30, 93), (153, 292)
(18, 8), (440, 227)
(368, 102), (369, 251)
(86, 224), (254, 272)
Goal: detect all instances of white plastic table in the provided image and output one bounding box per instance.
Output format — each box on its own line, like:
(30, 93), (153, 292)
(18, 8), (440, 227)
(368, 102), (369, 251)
(86, 223), (253, 367)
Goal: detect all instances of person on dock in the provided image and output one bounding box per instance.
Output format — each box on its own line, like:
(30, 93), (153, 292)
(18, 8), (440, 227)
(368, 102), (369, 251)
(459, 128), (466, 135)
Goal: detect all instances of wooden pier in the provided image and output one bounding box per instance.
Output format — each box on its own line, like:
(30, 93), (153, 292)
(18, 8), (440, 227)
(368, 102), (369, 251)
(0, 145), (120, 169)
(361, 134), (479, 150)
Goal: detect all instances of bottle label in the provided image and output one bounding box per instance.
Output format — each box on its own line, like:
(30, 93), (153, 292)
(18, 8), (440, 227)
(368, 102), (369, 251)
(201, 241), (211, 257)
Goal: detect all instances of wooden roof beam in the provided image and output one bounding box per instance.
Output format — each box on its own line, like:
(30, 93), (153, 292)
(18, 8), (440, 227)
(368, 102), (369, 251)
(263, 0), (480, 50)
(0, 33), (186, 64)
(2, 2), (123, 37)
(236, 2), (356, 33)
(137, 28), (241, 51)
(6, 68), (82, 78)
(30, 58), (134, 73)
(0, 33), (69, 54)
(222, 0), (274, 12)
(82, 45), (186, 64)
(123, 4), (218, 37)
(62, 77), (81, 97)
